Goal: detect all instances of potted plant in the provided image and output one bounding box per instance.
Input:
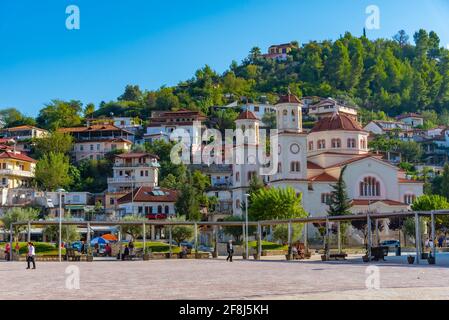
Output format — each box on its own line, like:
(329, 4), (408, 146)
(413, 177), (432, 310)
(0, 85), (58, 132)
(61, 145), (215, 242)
(407, 255), (415, 264)
(143, 248), (152, 261)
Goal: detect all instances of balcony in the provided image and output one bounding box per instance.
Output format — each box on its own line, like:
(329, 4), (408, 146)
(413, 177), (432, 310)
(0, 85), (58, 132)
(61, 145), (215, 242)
(0, 169), (34, 178)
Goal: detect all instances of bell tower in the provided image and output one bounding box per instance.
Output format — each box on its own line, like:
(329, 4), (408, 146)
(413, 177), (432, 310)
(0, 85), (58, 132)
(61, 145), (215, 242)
(275, 94), (303, 132)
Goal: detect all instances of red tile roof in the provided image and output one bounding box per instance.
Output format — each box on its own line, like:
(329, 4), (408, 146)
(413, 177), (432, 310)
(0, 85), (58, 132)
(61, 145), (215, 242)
(307, 161), (323, 170)
(277, 94), (302, 104)
(118, 187), (178, 204)
(351, 199), (407, 206)
(58, 124), (133, 134)
(2, 125), (46, 132)
(309, 173), (338, 182)
(0, 151), (36, 163)
(310, 113), (364, 133)
(398, 178), (424, 184)
(396, 113), (423, 120)
(237, 110), (258, 120)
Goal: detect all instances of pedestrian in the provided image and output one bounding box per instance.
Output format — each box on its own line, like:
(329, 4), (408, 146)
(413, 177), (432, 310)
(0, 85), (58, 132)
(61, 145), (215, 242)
(226, 240), (234, 262)
(129, 240), (134, 256)
(4, 243), (10, 261)
(15, 242), (20, 255)
(26, 242), (36, 270)
(80, 240), (85, 254)
(122, 245), (130, 261)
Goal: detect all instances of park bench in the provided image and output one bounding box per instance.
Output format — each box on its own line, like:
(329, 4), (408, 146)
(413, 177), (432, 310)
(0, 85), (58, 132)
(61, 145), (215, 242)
(328, 253), (347, 261)
(370, 246), (389, 261)
(65, 248), (82, 262)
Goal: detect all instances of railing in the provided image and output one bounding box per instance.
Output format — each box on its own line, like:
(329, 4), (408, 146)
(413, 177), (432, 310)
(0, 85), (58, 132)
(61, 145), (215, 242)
(0, 169), (34, 177)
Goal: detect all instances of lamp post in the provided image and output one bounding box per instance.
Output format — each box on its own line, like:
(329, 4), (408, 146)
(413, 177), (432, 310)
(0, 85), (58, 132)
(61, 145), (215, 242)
(244, 193), (250, 260)
(57, 188), (66, 262)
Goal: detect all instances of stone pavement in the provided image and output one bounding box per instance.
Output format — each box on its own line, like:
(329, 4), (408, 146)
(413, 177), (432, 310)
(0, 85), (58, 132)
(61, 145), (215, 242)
(1, 254), (449, 300)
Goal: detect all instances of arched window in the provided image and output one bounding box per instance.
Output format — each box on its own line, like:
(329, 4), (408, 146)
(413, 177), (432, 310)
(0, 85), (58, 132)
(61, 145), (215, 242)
(236, 172), (240, 182)
(165, 206), (169, 214)
(157, 205), (163, 213)
(277, 162), (282, 174)
(331, 139), (341, 148)
(236, 199), (241, 209)
(290, 161), (300, 172)
(360, 177), (381, 197)
(247, 171), (256, 181)
(347, 138), (356, 148)
(360, 138), (366, 149)
(308, 141), (314, 151)
(318, 140), (326, 149)
(404, 194), (416, 205)
(283, 110), (288, 116)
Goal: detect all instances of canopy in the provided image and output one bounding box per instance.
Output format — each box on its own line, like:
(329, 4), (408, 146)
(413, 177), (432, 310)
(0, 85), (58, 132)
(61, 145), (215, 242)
(101, 234), (118, 241)
(90, 237), (109, 245)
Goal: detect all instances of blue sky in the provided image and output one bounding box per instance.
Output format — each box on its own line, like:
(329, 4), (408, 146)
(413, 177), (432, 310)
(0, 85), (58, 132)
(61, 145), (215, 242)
(1, 0), (449, 116)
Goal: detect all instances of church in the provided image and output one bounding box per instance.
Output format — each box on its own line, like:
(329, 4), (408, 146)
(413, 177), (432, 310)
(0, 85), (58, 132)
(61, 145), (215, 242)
(232, 95), (424, 218)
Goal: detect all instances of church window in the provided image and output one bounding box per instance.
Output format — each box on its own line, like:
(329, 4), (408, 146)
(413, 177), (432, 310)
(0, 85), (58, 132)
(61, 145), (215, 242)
(290, 161), (300, 172)
(331, 139), (341, 148)
(360, 177), (381, 197)
(277, 162), (282, 174)
(235, 172), (240, 182)
(404, 194), (416, 205)
(321, 193), (332, 205)
(236, 199), (241, 209)
(347, 138), (356, 148)
(308, 141), (314, 151)
(318, 140), (326, 149)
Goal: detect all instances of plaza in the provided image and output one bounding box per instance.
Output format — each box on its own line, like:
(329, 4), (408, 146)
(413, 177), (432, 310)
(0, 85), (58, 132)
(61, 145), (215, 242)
(2, 254), (449, 300)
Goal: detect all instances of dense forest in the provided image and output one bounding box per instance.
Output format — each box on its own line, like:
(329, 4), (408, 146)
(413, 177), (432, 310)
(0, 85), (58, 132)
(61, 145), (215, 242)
(2, 29), (449, 130)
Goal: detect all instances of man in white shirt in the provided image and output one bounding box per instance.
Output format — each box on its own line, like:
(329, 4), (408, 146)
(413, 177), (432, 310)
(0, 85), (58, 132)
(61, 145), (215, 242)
(26, 242), (36, 270)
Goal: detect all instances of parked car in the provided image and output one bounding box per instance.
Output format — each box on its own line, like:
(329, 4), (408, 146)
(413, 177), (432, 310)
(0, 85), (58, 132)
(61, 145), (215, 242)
(380, 240), (400, 251)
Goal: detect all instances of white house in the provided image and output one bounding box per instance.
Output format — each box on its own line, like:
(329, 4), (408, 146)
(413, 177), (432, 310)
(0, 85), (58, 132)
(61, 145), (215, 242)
(396, 113), (424, 127)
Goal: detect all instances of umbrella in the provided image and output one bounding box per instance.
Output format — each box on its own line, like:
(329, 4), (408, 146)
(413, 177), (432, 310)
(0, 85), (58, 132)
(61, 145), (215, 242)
(90, 237), (109, 246)
(101, 234), (118, 241)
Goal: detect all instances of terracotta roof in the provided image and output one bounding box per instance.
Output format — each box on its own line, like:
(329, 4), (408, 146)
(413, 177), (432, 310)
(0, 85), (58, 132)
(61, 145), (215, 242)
(3, 125), (46, 132)
(325, 155), (375, 169)
(0, 151), (36, 163)
(396, 113), (423, 120)
(0, 138), (15, 144)
(237, 110), (258, 120)
(309, 173), (338, 182)
(118, 187), (178, 204)
(277, 94), (302, 104)
(351, 199), (408, 206)
(58, 125), (133, 135)
(310, 113), (364, 133)
(398, 178), (424, 184)
(307, 161), (323, 170)
(115, 152), (159, 160)
(76, 138), (132, 144)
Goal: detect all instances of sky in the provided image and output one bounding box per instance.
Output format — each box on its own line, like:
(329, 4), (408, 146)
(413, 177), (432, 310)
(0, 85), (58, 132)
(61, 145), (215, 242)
(1, 0), (449, 116)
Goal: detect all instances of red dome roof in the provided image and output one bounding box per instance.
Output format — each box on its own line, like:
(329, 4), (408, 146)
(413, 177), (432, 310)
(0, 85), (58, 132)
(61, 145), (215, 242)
(310, 113), (363, 133)
(277, 94), (301, 104)
(237, 110), (258, 120)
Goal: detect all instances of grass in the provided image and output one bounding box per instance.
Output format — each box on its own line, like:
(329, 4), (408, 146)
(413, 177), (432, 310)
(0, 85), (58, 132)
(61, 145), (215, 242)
(121, 241), (182, 253)
(248, 241), (288, 251)
(0, 242), (66, 256)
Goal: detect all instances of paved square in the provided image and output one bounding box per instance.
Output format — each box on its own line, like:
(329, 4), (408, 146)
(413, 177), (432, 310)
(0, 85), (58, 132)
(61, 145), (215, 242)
(1, 255), (449, 300)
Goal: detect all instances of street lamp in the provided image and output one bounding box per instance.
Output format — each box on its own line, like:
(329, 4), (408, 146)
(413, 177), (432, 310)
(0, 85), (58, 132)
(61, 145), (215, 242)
(57, 188), (66, 262)
(244, 193), (250, 260)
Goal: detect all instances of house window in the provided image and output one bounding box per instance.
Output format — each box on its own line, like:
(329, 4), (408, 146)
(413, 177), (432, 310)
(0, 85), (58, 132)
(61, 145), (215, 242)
(140, 171), (144, 177)
(158, 205), (163, 213)
(290, 161), (300, 172)
(347, 138), (356, 148)
(165, 206), (169, 214)
(360, 177), (381, 197)
(360, 139), (366, 149)
(247, 171), (256, 181)
(236, 199), (241, 209)
(138, 206), (143, 214)
(236, 172), (240, 182)
(331, 139), (341, 148)
(321, 193), (332, 205)
(254, 106), (259, 112)
(404, 194), (416, 205)
(318, 140), (326, 149)
(308, 141), (314, 151)
(80, 145), (84, 151)
(109, 198), (115, 205)
(90, 145), (94, 151)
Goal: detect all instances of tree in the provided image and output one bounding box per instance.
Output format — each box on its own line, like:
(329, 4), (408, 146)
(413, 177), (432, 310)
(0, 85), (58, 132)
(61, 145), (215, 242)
(32, 131), (74, 159)
(0, 207), (39, 241)
(393, 30), (409, 47)
(411, 194), (449, 229)
(249, 187), (308, 221)
(262, 111), (276, 129)
(35, 152), (72, 191)
(272, 224), (303, 245)
(0, 108), (36, 128)
(169, 216), (194, 245)
(121, 214), (147, 240)
(118, 85), (143, 102)
(211, 108), (238, 131)
(36, 100), (83, 130)
(328, 166), (351, 216)
(222, 215), (256, 243)
(440, 163), (449, 200)
(43, 212), (79, 243)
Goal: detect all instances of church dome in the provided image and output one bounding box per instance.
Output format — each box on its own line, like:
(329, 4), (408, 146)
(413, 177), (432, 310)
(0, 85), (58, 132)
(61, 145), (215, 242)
(310, 113), (363, 133)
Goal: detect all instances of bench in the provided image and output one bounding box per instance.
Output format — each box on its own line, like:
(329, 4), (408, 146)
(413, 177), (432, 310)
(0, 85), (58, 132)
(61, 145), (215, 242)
(371, 246), (388, 261)
(329, 253), (347, 261)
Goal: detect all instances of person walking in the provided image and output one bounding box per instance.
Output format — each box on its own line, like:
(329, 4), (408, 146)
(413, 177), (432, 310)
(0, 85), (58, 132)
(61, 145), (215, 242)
(226, 240), (234, 262)
(26, 242), (36, 270)
(128, 240), (134, 256)
(4, 243), (10, 261)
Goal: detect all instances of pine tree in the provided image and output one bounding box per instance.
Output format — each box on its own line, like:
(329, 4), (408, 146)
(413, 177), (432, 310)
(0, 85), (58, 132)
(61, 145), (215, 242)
(328, 166), (352, 217)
